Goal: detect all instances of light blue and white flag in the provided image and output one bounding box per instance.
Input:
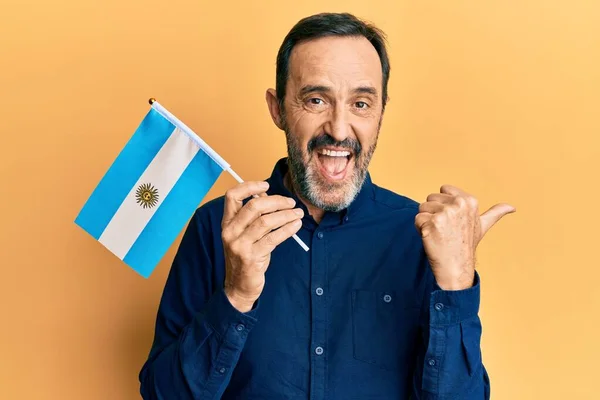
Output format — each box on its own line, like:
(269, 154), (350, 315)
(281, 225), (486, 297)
(75, 100), (230, 278)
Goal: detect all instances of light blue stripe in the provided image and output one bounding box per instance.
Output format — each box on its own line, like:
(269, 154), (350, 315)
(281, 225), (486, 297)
(123, 149), (223, 278)
(74, 109), (175, 239)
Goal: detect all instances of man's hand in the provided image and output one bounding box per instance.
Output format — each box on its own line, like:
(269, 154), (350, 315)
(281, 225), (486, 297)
(221, 181), (304, 312)
(415, 185), (516, 290)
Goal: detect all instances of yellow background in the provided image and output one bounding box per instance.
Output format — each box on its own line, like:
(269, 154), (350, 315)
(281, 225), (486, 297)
(1, 0), (598, 399)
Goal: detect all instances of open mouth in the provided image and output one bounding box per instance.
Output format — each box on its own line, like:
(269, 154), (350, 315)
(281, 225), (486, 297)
(315, 148), (353, 181)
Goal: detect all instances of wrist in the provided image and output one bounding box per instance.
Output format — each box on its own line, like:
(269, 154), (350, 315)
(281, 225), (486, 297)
(224, 287), (256, 313)
(435, 270), (475, 291)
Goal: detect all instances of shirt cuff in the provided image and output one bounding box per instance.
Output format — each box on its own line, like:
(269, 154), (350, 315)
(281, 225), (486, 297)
(429, 271), (481, 326)
(202, 287), (259, 344)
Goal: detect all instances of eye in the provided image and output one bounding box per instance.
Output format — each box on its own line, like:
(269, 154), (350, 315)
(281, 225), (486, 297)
(309, 98), (325, 105)
(355, 101), (369, 109)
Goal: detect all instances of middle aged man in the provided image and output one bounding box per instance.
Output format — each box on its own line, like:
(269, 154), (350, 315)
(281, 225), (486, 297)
(139, 12), (515, 399)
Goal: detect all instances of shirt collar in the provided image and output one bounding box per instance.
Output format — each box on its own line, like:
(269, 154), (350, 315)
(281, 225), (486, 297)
(266, 157), (374, 227)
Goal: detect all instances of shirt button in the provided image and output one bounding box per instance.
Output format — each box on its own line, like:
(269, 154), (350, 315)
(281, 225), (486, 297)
(428, 359), (436, 367)
(236, 324), (245, 331)
(218, 367), (227, 374)
(317, 232), (324, 239)
(383, 294), (392, 303)
(434, 303), (444, 311)
(315, 287), (324, 296)
(315, 346), (324, 355)
(343, 216), (349, 223)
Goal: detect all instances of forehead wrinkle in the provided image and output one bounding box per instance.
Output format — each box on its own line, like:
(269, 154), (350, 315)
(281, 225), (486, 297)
(288, 37), (382, 98)
(292, 65), (378, 98)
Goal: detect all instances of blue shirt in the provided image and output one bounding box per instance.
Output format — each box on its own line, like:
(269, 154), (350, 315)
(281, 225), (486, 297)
(139, 157), (491, 399)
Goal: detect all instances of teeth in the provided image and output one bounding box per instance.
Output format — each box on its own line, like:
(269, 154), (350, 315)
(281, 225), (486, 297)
(319, 149), (351, 157)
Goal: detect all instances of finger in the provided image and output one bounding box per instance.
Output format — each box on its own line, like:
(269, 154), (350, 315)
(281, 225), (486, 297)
(222, 181), (270, 227)
(241, 208), (304, 243)
(440, 184), (467, 197)
(418, 201), (445, 214)
(253, 190), (270, 199)
(414, 212), (433, 233)
(426, 193), (454, 204)
(480, 203), (516, 237)
(254, 218), (303, 254)
(228, 195), (297, 238)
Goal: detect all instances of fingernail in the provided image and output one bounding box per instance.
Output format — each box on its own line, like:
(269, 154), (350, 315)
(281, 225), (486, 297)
(260, 181), (269, 189)
(293, 219), (302, 227)
(294, 208), (304, 216)
(288, 198), (296, 206)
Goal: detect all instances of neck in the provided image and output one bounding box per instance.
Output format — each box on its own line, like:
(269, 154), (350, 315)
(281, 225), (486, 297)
(284, 172), (325, 224)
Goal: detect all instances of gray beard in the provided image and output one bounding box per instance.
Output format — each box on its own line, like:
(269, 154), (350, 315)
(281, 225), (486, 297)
(284, 131), (377, 212)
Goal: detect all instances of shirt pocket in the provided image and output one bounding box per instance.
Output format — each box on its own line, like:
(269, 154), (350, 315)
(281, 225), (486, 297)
(351, 289), (421, 371)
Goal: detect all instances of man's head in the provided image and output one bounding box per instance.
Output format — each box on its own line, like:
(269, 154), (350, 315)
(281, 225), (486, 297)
(266, 13), (390, 212)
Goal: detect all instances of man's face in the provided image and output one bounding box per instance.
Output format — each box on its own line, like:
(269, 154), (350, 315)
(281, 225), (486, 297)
(270, 36), (384, 212)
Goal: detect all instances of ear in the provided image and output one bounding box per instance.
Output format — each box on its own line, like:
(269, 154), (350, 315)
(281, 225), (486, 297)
(265, 88), (284, 130)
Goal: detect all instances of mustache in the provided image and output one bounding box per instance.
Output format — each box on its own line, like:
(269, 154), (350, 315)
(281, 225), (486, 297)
(307, 134), (362, 156)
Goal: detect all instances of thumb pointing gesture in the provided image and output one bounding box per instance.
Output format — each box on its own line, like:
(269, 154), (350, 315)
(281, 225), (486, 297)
(479, 203), (517, 239)
(415, 184), (516, 290)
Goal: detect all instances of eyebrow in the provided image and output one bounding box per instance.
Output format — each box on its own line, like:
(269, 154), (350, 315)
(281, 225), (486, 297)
(353, 86), (378, 96)
(299, 85), (378, 97)
(299, 85), (331, 96)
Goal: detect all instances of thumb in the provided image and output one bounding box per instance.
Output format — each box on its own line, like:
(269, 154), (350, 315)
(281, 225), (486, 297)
(480, 203), (516, 237)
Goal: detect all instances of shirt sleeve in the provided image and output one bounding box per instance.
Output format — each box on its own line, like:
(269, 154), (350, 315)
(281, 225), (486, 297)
(411, 263), (491, 399)
(139, 207), (258, 400)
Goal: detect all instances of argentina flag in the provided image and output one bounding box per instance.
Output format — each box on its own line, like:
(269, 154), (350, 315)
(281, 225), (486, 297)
(75, 99), (229, 278)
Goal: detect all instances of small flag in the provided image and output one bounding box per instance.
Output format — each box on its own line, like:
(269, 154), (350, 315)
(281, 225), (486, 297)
(75, 100), (229, 278)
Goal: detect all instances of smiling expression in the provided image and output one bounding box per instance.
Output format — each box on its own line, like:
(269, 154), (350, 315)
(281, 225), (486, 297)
(267, 35), (385, 212)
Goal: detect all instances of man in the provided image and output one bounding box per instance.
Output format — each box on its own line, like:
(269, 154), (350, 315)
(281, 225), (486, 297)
(139, 12), (515, 399)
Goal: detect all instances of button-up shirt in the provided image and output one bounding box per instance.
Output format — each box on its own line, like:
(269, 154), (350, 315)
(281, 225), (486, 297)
(139, 157), (490, 399)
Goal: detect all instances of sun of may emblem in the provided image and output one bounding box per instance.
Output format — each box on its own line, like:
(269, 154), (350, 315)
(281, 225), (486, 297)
(136, 183), (159, 209)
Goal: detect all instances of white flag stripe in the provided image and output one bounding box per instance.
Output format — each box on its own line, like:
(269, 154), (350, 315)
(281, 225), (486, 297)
(151, 101), (230, 170)
(99, 127), (200, 259)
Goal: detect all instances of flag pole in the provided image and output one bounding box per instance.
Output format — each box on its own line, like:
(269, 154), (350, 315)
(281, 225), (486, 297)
(148, 98), (310, 252)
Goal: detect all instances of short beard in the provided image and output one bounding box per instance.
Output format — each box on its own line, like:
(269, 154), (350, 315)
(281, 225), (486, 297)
(282, 114), (379, 212)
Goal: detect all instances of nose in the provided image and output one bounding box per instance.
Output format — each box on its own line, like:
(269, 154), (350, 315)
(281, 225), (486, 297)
(324, 104), (352, 143)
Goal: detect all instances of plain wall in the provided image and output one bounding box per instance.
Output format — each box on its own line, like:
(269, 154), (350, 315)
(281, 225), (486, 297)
(1, 0), (599, 398)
